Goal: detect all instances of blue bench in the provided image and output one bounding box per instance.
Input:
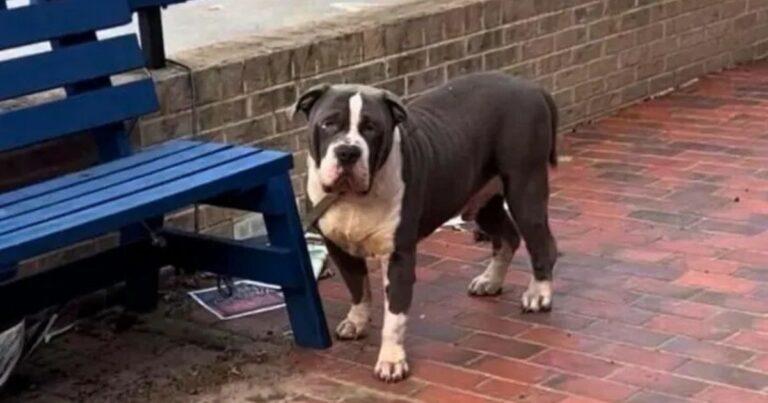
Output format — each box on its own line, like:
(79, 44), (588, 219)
(0, 0), (331, 349)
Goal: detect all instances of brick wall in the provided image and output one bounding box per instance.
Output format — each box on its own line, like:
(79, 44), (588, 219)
(139, 0), (768, 230)
(5, 0), (768, 265)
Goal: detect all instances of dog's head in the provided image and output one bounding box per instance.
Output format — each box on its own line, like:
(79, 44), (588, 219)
(293, 84), (407, 195)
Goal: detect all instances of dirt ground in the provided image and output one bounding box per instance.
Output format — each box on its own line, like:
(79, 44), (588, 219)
(0, 275), (324, 403)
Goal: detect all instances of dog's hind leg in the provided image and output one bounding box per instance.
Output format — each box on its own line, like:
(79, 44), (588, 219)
(325, 240), (371, 340)
(467, 194), (521, 296)
(502, 168), (558, 312)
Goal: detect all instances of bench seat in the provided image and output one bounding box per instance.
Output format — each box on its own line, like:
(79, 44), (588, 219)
(0, 140), (289, 272)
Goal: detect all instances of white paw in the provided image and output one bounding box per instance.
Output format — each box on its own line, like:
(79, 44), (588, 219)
(374, 343), (409, 382)
(468, 273), (503, 296)
(335, 318), (366, 340)
(521, 280), (552, 313)
(374, 359), (409, 382)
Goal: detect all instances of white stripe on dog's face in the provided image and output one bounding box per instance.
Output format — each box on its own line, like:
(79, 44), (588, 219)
(316, 92), (371, 193)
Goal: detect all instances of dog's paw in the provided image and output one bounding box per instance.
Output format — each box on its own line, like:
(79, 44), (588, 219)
(335, 319), (366, 340)
(374, 359), (410, 382)
(521, 280), (552, 313)
(374, 342), (409, 382)
(468, 274), (503, 296)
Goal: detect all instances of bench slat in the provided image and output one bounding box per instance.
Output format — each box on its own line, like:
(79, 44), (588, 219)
(0, 148), (290, 264)
(0, 79), (158, 152)
(0, 35), (145, 101)
(0, 146), (262, 235)
(0, 0), (131, 50)
(0, 140), (202, 207)
(0, 143), (233, 220)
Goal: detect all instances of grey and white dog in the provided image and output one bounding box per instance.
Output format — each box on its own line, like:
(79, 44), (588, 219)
(294, 72), (559, 382)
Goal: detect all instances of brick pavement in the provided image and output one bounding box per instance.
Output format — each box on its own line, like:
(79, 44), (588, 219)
(293, 63), (768, 402)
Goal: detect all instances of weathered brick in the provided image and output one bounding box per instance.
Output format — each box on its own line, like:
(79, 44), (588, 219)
(482, 0), (503, 29)
(621, 7), (651, 30)
(588, 55), (619, 79)
(636, 23), (664, 45)
(553, 88), (575, 107)
(538, 50), (573, 75)
(555, 26), (587, 50)
(384, 20), (425, 55)
(243, 49), (292, 92)
(197, 98), (247, 132)
(606, 0), (636, 15)
(139, 111), (193, 145)
(572, 42), (604, 64)
(589, 90), (622, 115)
(619, 45), (648, 68)
(443, 7), (467, 39)
(407, 67), (446, 95)
(464, 2), (483, 33)
(484, 45), (521, 70)
(428, 40), (466, 67)
(575, 78), (607, 99)
(446, 56), (483, 79)
(275, 109), (305, 133)
(575, 2), (606, 24)
(192, 61), (244, 105)
(387, 50), (428, 77)
(466, 29), (504, 54)
(344, 62), (387, 83)
(605, 68), (636, 90)
(523, 35), (555, 59)
(153, 69), (192, 114)
(589, 17), (621, 41)
(504, 20), (538, 44)
(621, 81), (650, 102)
(291, 43), (318, 79)
(335, 33), (364, 67)
(254, 132), (299, 152)
(556, 65), (590, 89)
(637, 58), (666, 79)
(362, 26), (386, 60)
(501, 0), (539, 23)
(249, 84), (297, 117)
(606, 31), (636, 54)
(221, 114), (275, 144)
(538, 10), (573, 35)
(722, 0), (748, 18)
(504, 61), (537, 79)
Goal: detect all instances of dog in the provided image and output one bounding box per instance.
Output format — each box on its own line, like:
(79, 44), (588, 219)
(294, 72), (559, 382)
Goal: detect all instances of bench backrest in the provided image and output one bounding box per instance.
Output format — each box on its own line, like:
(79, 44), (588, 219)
(0, 0), (159, 160)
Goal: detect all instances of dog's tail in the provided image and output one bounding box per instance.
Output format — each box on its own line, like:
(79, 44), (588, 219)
(542, 90), (559, 167)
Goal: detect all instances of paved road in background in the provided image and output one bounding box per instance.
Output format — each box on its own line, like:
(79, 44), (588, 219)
(159, 0), (403, 55)
(0, 0), (404, 60)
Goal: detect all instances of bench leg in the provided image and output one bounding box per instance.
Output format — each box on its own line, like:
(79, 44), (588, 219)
(125, 264), (160, 313)
(123, 219), (163, 313)
(250, 174), (331, 349)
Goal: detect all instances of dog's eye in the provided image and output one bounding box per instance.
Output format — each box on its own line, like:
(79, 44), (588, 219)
(320, 120), (337, 131)
(360, 121), (377, 134)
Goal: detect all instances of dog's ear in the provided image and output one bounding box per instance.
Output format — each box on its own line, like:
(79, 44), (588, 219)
(293, 83), (331, 119)
(382, 90), (408, 125)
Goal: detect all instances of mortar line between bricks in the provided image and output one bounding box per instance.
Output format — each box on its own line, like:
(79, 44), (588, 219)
(315, 373), (424, 402)
(404, 356), (635, 402)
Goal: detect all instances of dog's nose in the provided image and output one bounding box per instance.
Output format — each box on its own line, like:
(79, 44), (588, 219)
(335, 145), (362, 166)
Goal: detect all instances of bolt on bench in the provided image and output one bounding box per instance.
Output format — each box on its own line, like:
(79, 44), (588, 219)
(0, 0), (331, 349)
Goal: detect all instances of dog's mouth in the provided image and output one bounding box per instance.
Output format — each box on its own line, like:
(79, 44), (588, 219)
(322, 171), (369, 195)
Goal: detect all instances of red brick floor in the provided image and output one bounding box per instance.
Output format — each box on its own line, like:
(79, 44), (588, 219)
(293, 63), (768, 402)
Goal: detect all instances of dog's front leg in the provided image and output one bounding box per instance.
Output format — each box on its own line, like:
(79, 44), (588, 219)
(375, 249), (415, 382)
(325, 239), (371, 340)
